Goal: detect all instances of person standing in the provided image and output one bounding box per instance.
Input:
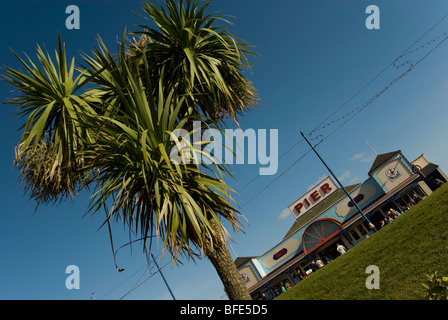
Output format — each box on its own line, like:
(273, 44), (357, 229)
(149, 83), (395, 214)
(280, 282), (287, 293)
(413, 193), (421, 204)
(310, 260), (318, 272)
(316, 258), (324, 268)
(261, 292), (271, 300)
(435, 178), (445, 188)
(336, 243), (347, 255)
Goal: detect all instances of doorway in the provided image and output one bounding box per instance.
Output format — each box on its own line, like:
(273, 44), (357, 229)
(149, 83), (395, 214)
(317, 238), (342, 261)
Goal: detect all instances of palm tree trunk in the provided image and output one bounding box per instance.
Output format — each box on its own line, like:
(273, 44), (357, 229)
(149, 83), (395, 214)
(204, 218), (252, 300)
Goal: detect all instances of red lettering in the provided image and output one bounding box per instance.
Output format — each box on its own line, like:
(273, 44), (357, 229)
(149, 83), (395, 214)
(320, 183), (332, 194)
(294, 203), (303, 214)
(273, 248), (288, 260)
(294, 183), (333, 216)
(310, 190), (321, 202)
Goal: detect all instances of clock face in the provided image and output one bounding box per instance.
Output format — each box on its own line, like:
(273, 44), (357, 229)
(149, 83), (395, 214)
(241, 273), (250, 283)
(386, 167), (401, 182)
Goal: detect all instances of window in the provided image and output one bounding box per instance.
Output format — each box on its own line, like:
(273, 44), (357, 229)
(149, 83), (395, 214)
(357, 224), (367, 236)
(350, 229), (360, 241)
(302, 219), (342, 254)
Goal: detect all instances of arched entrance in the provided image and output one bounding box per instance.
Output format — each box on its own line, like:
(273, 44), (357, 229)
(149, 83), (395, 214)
(302, 218), (343, 254)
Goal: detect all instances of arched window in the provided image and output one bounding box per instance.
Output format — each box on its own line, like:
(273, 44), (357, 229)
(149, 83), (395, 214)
(302, 218), (342, 254)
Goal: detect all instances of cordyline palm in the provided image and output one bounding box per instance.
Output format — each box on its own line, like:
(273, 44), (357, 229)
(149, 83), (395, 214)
(128, 0), (259, 123)
(81, 53), (249, 299)
(2, 34), (98, 205)
(3, 0), (257, 300)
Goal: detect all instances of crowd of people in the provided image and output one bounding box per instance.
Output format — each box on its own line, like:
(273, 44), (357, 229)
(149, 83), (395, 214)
(379, 192), (423, 228)
(261, 243), (349, 299)
(379, 207), (402, 228)
(261, 280), (293, 300)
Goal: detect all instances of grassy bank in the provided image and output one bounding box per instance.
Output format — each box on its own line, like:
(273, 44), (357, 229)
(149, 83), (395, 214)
(277, 183), (448, 300)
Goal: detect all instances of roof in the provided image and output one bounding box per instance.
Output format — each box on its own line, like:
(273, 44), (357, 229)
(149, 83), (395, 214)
(283, 184), (360, 239)
(234, 256), (256, 268)
(368, 150), (401, 175)
(421, 163), (439, 176)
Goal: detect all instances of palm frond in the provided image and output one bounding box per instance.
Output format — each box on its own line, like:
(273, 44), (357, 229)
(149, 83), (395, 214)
(129, 0), (260, 123)
(2, 34), (95, 204)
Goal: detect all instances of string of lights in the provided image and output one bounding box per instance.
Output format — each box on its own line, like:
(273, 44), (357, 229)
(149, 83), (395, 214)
(236, 12), (448, 199)
(309, 31), (448, 141)
(238, 30), (448, 210)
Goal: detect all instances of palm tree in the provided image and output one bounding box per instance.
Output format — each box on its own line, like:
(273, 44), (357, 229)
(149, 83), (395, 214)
(81, 51), (250, 299)
(129, 0), (259, 123)
(2, 34), (97, 205)
(3, 0), (258, 300)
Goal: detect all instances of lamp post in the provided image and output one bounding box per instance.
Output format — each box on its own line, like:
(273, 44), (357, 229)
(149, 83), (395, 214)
(301, 132), (376, 231)
(151, 253), (176, 300)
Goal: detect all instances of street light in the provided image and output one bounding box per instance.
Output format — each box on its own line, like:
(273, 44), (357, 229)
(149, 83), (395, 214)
(301, 132), (376, 231)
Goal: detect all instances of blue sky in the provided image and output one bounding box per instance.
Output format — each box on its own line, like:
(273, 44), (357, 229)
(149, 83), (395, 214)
(1, 0), (448, 300)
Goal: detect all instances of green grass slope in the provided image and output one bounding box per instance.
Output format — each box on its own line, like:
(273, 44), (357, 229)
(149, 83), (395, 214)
(277, 183), (448, 300)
